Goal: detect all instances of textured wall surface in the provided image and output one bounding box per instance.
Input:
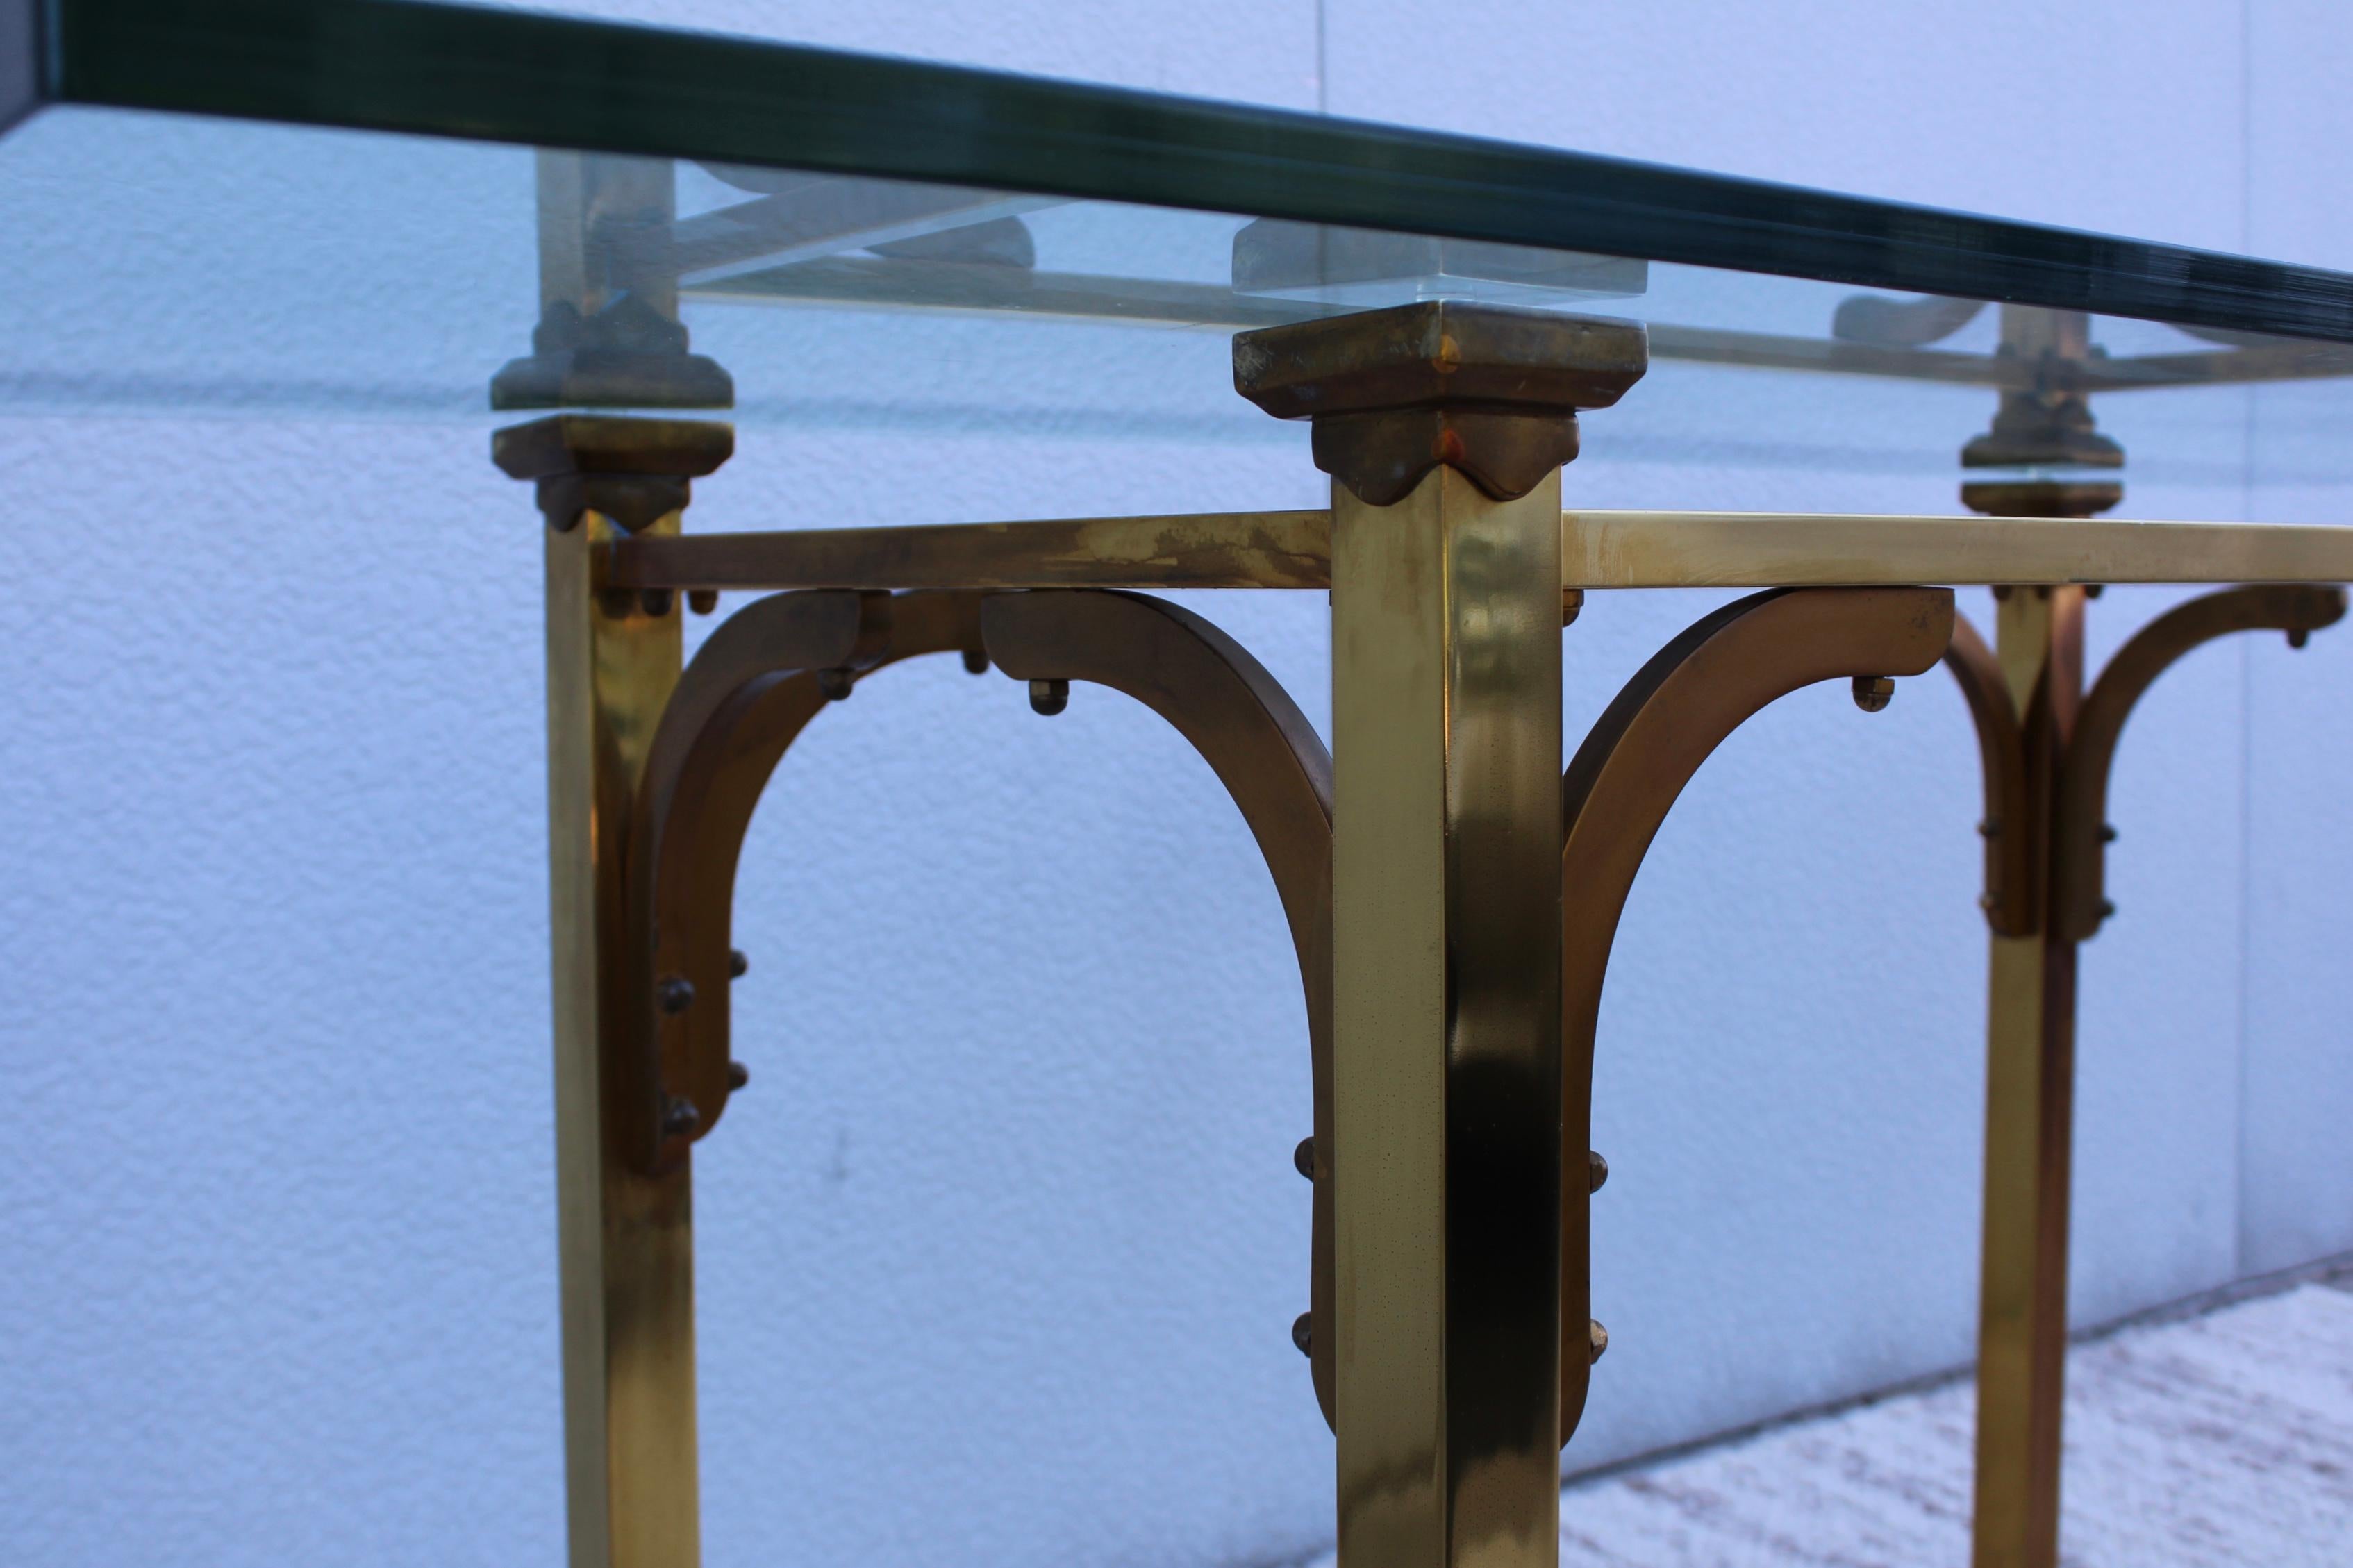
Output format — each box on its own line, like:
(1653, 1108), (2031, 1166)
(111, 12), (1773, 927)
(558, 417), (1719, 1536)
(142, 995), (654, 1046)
(2, 4), (2350, 1567)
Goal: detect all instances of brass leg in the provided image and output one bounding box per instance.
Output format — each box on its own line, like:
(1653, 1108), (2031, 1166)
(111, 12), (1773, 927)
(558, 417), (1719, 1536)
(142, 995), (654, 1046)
(1331, 462), (1567, 1563)
(546, 509), (701, 1568)
(1951, 578), (2343, 1568)
(1970, 584), (2083, 1568)
(508, 148), (735, 1568)
(1232, 301), (1645, 1567)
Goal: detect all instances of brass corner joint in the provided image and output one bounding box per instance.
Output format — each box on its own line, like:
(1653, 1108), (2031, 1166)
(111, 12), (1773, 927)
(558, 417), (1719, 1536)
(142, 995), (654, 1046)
(1232, 299), (1648, 505)
(494, 413), (736, 535)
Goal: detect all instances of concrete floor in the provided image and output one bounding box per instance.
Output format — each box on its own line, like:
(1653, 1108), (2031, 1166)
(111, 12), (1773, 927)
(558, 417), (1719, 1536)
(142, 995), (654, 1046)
(1298, 1265), (2353, 1567)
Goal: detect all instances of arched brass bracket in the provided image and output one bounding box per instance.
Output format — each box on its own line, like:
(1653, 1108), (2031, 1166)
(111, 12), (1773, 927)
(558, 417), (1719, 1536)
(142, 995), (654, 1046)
(627, 588), (969, 1171)
(627, 586), (1339, 1420)
(1558, 585), (1956, 1444)
(2052, 584), (2345, 941)
(979, 590), (1336, 1426)
(1943, 614), (2036, 937)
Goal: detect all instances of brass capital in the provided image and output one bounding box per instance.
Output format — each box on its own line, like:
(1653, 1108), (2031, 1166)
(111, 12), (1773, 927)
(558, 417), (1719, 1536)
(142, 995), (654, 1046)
(494, 413), (735, 532)
(1233, 300), (1647, 506)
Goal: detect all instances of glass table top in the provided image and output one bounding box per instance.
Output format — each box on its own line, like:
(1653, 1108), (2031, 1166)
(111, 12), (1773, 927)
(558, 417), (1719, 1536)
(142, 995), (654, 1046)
(7, 0), (2353, 526)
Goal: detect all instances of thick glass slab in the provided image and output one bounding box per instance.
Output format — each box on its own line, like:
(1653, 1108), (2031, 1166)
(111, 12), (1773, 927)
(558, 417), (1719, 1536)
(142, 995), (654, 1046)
(4, 0), (2352, 527)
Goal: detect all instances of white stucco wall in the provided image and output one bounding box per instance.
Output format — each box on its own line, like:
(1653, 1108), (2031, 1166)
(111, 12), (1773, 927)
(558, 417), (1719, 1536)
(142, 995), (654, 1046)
(3, 4), (2350, 1567)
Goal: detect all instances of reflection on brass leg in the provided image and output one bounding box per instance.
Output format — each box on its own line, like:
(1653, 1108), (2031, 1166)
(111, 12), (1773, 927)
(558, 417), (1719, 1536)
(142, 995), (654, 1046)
(523, 149), (733, 1568)
(1970, 583), (2082, 1568)
(547, 508), (700, 1568)
(1233, 300), (1646, 1568)
(1331, 463), (1567, 1565)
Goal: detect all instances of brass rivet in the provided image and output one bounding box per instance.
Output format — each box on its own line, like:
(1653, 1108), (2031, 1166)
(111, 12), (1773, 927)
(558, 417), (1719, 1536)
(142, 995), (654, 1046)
(726, 1062), (749, 1092)
(1562, 588), (1586, 629)
(818, 668), (855, 702)
(661, 1096), (701, 1140)
(2100, 824), (2118, 844)
(1588, 1320), (1609, 1364)
(640, 588), (674, 618)
(2085, 583), (2105, 599)
(962, 647), (990, 676)
(2290, 627), (2311, 650)
(1588, 1151), (1608, 1192)
(656, 976), (695, 1015)
(2100, 898), (2118, 920)
(1029, 678), (1070, 717)
(688, 589), (720, 615)
(729, 949), (749, 979)
(1979, 818), (2002, 839)
(1295, 1137), (1316, 1180)
(1852, 675), (1895, 713)
(1292, 1312), (1313, 1358)
(1979, 892), (2000, 912)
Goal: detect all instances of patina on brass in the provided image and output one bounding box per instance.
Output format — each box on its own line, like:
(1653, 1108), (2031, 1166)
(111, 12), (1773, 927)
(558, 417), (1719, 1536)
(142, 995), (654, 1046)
(626, 587), (905, 1169)
(1235, 299), (1646, 504)
(1242, 302), (1645, 1568)
(495, 413), (735, 535)
(1558, 586), (1955, 1443)
(1558, 509), (2353, 588)
(610, 507), (2353, 594)
(610, 509), (1330, 591)
(626, 587), (1339, 1418)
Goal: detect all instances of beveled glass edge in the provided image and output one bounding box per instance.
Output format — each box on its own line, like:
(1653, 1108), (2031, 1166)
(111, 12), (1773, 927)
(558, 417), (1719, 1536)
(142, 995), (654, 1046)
(16, 0), (2353, 345)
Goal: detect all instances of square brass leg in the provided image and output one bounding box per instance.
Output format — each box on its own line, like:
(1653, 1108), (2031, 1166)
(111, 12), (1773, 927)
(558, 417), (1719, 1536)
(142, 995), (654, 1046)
(1972, 585), (2084, 1568)
(1331, 465), (1566, 1565)
(547, 511), (701, 1568)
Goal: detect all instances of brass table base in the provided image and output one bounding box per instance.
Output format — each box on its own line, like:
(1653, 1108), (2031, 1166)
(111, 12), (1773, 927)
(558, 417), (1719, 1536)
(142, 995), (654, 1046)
(524, 339), (2347, 1568)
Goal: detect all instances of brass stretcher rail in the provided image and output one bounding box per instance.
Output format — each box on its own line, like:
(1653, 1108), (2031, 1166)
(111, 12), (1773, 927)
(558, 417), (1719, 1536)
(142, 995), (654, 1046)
(607, 508), (2353, 593)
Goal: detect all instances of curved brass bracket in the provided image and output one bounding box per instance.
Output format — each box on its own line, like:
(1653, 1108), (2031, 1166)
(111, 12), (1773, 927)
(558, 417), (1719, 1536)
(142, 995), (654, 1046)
(627, 588), (972, 1171)
(980, 590), (1336, 1425)
(1943, 612), (2036, 937)
(628, 586), (1339, 1419)
(1558, 585), (1956, 1444)
(2052, 584), (2345, 941)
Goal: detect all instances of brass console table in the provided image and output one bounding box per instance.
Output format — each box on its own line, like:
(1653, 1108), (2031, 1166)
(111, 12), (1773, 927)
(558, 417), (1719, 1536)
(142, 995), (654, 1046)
(13, 4), (2353, 1566)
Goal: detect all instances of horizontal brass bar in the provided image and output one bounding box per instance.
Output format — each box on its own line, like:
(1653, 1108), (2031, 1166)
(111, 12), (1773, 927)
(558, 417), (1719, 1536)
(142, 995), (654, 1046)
(1563, 510), (2353, 587)
(610, 510), (2353, 592)
(608, 510), (1331, 590)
